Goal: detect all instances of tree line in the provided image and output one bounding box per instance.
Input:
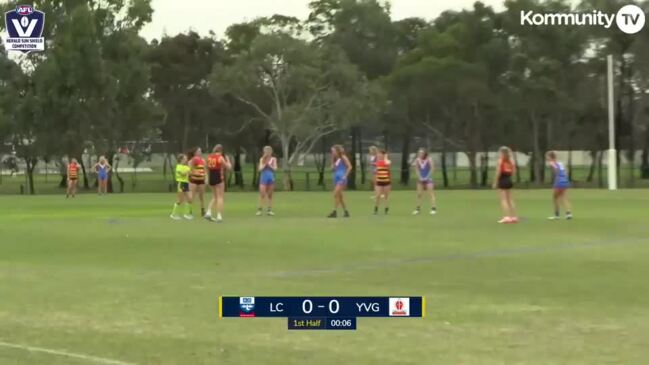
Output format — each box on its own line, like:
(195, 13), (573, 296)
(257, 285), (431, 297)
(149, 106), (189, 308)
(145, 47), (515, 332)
(1, 0), (649, 194)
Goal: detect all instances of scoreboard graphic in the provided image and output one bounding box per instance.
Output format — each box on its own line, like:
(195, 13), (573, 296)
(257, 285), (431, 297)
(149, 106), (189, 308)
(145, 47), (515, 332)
(219, 296), (425, 330)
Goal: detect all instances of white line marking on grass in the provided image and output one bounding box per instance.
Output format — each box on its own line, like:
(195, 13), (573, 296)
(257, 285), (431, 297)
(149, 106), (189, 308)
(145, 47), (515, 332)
(0, 341), (136, 365)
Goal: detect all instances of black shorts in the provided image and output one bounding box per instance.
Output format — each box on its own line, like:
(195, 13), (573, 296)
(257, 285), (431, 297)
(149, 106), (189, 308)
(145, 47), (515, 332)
(208, 170), (223, 186)
(177, 182), (190, 193)
(190, 179), (205, 185)
(497, 175), (513, 190)
(376, 181), (391, 187)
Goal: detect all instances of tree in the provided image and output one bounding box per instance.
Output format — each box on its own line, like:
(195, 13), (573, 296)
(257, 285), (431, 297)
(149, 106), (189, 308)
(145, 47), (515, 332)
(0, 50), (42, 194)
(148, 32), (226, 153)
(1, 0), (156, 193)
(389, 3), (510, 187)
(211, 32), (373, 189)
(308, 0), (398, 188)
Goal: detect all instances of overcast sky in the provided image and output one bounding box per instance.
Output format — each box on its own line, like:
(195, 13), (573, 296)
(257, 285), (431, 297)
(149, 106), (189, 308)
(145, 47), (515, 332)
(141, 0), (506, 40)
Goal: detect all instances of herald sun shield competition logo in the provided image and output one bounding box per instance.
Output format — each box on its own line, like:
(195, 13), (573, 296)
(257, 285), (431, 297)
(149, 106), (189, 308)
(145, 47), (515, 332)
(4, 5), (45, 53)
(389, 297), (410, 317)
(239, 297), (255, 317)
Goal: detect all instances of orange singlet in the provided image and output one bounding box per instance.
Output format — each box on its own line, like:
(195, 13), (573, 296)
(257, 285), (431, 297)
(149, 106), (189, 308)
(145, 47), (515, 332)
(375, 159), (391, 185)
(68, 163), (80, 180)
(190, 156), (206, 183)
(499, 159), (514, 176)
(207, 153), (224, 186)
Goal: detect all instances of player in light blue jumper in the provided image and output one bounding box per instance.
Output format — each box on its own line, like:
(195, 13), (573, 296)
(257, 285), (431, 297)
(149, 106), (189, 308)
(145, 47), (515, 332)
(547, 151), (573, 220)
(257, 146), (277, 216)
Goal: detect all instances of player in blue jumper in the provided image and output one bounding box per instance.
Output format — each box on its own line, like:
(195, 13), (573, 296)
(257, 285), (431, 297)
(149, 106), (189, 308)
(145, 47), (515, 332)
(546, 151), (573, 220)
(328, 145), (352, 218)
(257, 146), (277, 216)
(94, 156), (112, 195)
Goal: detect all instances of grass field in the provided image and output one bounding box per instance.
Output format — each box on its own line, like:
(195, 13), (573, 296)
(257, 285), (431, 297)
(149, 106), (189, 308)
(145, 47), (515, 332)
(1, 190), (649, 364)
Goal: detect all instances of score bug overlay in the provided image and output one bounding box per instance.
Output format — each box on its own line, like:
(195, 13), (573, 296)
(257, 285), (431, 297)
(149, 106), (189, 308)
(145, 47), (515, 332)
(219, 296), (425, 330)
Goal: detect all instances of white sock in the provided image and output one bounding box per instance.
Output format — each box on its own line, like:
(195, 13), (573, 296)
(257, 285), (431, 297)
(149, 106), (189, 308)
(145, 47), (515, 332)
(206, 209), (212, 217)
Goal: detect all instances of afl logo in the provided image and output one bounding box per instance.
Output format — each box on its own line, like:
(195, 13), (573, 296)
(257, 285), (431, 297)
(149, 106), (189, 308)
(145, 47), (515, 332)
(4, 4), (46, 53)
(16, 5), (35, 15)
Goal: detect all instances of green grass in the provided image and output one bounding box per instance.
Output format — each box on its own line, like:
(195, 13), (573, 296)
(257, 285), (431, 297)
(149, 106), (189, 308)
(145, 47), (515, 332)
(1, 190), (649, 364)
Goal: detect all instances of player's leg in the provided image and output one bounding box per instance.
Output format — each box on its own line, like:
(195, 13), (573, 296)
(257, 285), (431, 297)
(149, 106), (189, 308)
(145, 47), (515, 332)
(383, 185), (391, 214)
(506, 190), (517, 222)
(257, 184), (266, 216)
(266, 184), (275, 215)
(498, 189), (510, 223)
(171, 185), (184, 219)
(428, 183), (437, 214)
(205, 184), (217, 219)
(561, 190), (573, 219)
(549, 189), (561, 220)
(374, 185), (382, 214)
(339, 185), (349, 217)
(328, 184), (340, 218)
(413, 183), (423, 215)
(215, 183), (225, 222)
(66, 179), (71, 198)
(184, 185), (194, 219)
(374, 184), (382, 215)
(198, 184), (206, 216)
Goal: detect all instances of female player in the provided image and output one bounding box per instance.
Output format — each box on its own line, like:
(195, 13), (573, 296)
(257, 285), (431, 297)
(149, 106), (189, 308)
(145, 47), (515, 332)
(493, 146), (518, 224)
(94, 156), (111, 195)
(257, 146), (277, 216)
(373, 149), (392, 215)
(204, 144), (232, 223)
(170, 154), (193, 220)
(66, 158), (81, 198)
(412, 148), (437, 215)
(188, 147), (207, 217)
(328, 145), (352, 218)
(546, 151), (573, 220)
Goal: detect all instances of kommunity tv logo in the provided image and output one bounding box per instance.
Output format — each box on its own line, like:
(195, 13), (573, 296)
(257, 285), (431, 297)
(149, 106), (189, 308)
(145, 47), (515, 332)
(521, 4), (645, 34)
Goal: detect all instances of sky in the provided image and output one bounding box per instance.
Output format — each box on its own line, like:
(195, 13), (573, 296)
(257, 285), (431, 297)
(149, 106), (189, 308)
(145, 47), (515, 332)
(141, 0), (506, 40)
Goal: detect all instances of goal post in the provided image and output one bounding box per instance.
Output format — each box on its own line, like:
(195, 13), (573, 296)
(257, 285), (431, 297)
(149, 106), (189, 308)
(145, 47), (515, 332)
(607, 54), (618, 191)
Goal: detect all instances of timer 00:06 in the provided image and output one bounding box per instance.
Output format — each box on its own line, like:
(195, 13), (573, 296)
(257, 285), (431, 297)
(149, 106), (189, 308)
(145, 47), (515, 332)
(329, 319), (352, 327)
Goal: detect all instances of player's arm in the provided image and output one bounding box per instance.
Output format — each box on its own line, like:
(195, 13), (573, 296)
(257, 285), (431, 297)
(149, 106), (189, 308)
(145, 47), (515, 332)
(258, 158), (265, 172)
(223, 156), (233, 170)
(429, 158), (435, 176)
(106, 163), (112, 172)
(188, 158), (196, 172)
(549, 161), (556, 182)
(342, 155), (353, 178)
(492, 161), (501, 189)
(270, 157), (278, 171)
(414, 161), (422, 180)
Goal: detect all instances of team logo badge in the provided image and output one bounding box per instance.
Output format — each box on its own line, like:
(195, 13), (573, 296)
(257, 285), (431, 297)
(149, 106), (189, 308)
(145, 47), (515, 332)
(4, 5), (45, 53)
(239, 297), (255, 317)
(389, 298), (410, 317)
